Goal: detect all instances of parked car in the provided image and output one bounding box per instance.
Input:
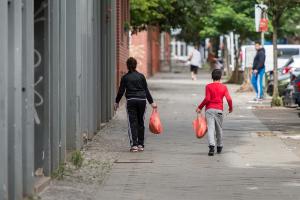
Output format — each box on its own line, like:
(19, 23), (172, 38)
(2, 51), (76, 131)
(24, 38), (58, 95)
(283, 71), (300, 107)
(277, 48), (300, 70)
(266, 71), (290, 97)
(266, 55), (300, 97)
(293, 73), (300, 107)
(280, 55), (300, 74)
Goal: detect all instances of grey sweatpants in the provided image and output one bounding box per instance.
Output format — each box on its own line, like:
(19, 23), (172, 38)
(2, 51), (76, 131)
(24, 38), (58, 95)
(205, 109), (224, 147)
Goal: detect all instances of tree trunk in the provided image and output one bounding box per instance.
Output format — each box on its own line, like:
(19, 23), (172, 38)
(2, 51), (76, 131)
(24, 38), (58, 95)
(271, 14), (282, 106)
(223, 37), (230, 76)
(236, 68), (253, 92)
(236, 38), (255, 92)
(227, 38), (243, 84)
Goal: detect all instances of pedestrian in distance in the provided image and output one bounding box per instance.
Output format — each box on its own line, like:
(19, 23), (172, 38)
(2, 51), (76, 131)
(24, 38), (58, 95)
(207, 41), (217, 71)
(251, 41), (266, 101)
(114, 57), (157, 152)
(196, 69), (233, 156)
(188, 44), (202, 81)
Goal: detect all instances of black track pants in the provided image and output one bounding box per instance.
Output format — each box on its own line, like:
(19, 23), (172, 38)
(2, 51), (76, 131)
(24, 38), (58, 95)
(126, 99), (146, 147)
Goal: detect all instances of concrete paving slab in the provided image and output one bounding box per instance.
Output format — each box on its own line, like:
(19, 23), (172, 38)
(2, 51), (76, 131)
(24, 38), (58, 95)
(95, 71), (300, 200)
(41, 70), (300, 200)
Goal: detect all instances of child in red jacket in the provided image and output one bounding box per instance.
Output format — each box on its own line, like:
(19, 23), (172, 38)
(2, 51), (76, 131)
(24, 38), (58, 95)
(196, 69), (233, 156)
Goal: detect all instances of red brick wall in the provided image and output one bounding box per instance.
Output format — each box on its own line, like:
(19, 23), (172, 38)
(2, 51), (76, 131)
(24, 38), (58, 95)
(149, 26), (160, 74)
(129, 26), (161, 77)
(116, 3), (164, 83)
(130, 31), (149, 77)
(164, 32), (171, 66)
(116, 0), (130, 87)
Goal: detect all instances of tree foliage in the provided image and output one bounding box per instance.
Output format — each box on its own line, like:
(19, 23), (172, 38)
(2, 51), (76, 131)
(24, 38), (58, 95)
(130, 0), (259, 43)
(130, 0), (213, 36)
(130, 0), (300, 97)
(130, 0), (176, 32)
(170, 0), (213, 43)
(131, 0), (300, 42)
(278, 5), (300, 39)
(199, 0), (256, 40)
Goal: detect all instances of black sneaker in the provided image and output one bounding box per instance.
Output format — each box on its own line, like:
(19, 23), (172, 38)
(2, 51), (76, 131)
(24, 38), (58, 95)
(208, 146), (215, 156)
(217, 146), (223, 154)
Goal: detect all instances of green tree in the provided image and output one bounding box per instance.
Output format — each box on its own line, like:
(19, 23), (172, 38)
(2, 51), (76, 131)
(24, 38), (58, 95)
(130, 0), (175, 32)
(279, 6), (300, 42)
(172, 0), (213, 43)
(199, 0), (257, 82)
(130, 0), (212, 34)
(258, 0), (300, 106)
(130, 0), (300, 96)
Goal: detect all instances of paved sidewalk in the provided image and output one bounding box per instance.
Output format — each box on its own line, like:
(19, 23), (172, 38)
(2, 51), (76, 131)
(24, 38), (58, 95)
(41, 71), (300, 200)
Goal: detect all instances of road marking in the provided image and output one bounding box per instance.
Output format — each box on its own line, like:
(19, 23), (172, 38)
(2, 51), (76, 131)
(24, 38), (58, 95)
(114, 159), (153, 164)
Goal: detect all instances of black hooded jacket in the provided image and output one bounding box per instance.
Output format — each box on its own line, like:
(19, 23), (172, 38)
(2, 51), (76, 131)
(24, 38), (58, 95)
(253, 48), (266, 71)
(115, 71), (153, 104)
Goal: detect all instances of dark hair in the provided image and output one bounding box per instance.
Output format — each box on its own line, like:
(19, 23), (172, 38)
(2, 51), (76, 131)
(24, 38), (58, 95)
(212, 69), (222, 81)
(127, 57), (137, 71)
(255, 41), (261, 45)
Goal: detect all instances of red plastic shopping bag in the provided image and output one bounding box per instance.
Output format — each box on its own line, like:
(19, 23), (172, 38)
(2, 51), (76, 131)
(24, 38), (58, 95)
(149, 109), (163, 134)
(193, 114), (207, 138)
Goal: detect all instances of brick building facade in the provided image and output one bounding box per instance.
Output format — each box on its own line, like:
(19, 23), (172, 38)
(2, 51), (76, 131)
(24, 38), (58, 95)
(130, 26), (167, 77)
(116, 0), (130, 87)
(149, 27), (161, 75)
(130, 31), (149, 76)
(160, 32), (172, 72)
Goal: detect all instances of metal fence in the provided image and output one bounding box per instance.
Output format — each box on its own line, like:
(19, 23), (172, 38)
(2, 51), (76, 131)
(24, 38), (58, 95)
(0, 0), (116, 199)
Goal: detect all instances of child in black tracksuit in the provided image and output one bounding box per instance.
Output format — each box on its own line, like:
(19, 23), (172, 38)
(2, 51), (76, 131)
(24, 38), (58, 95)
(114, 57), (157, 152)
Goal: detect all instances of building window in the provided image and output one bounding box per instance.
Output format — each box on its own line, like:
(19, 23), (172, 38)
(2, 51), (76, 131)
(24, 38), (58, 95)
(186, 44), (188, 56)
(181, 44), (184, 56)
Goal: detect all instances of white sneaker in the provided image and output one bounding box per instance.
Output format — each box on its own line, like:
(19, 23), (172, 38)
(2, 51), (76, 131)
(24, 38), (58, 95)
(138, 145), (144, 152)
(248, 98), (259, 103)
(130, 146), (138, 152)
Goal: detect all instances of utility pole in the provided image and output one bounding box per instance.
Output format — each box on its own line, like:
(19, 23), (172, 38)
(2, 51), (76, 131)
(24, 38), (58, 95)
(255, 3), (268, 46)
(261, 32), (264, 47)
(260, 6), (267, 47)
